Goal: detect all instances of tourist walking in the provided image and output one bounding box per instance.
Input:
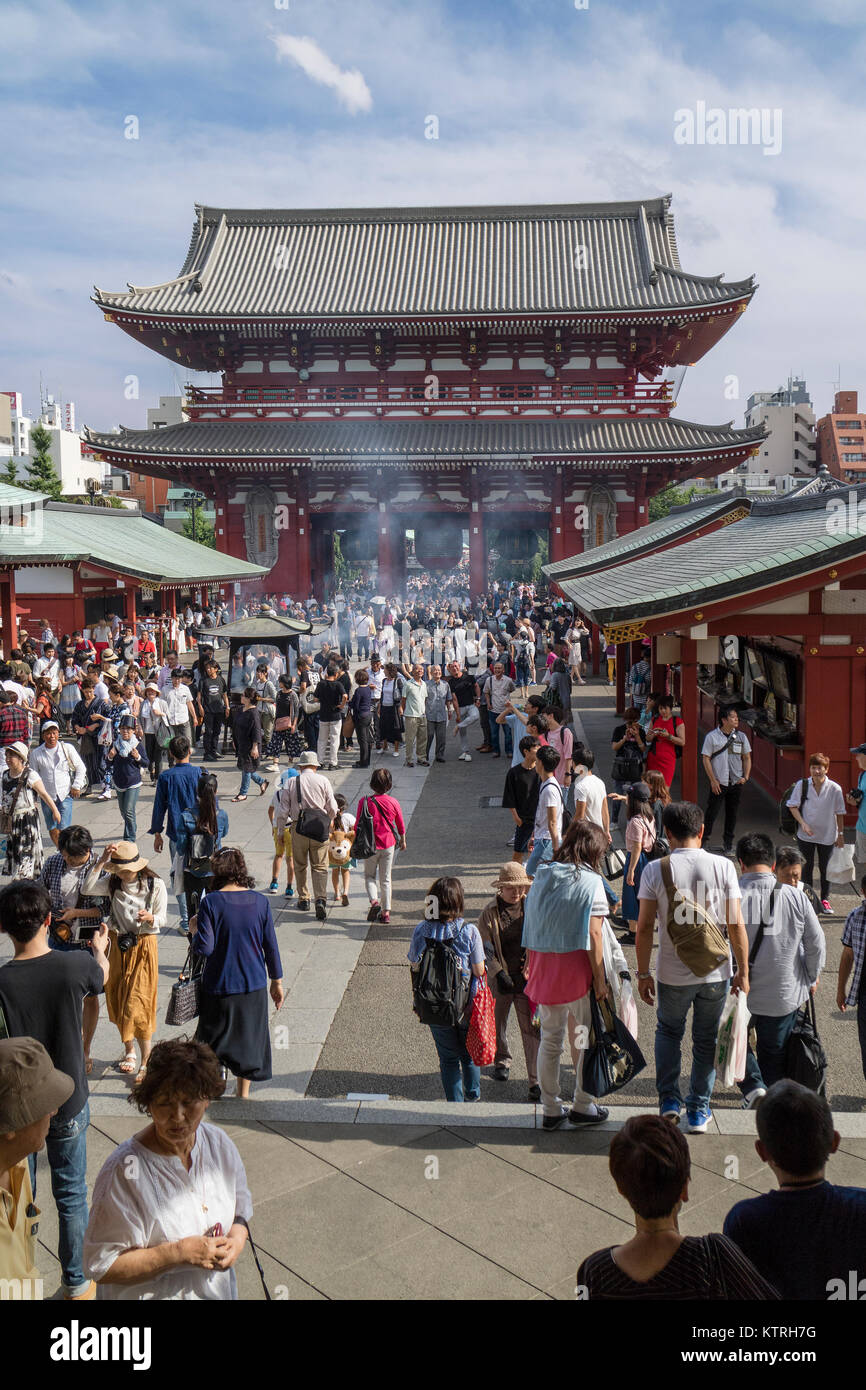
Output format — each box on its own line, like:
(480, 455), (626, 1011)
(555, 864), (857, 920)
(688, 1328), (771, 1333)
(315, 663), (348, 771)
(701, 705), (752, 852)
(838, 878), (866, 1083)
(348, 668), (374, 768)
(83, 841), (168, 1082)
(192, 848), (284, 1099)
(267, 674), (303, 768)
(328, 794), (355, 907)
(232, 688), (268, 801)
(164, 667), (197, 749)
(378, 663), (404, 758)
(357, 768), (406, 926)
(0, 878), (109, 1300)
(503, 735), (541, 862)
(486, 661), (516, 759)
(1, 743), (60, 880)
(522, 819), (611, 1129)
(106, 715), (143, 842)
(281, 750), (338, 920)
(786, 752), (846, 913)
(148, 734), (202, 936)
(197, 657), (230, 763)
(400, 662), (428, 767)
(29, 720), (86, 846)
(525, 744), (564, 877)
(138, 681), (170, 783)
(407, 877), (486, 1103)
(618, 782), (658, 946)
(174, 771), (229, 925)
(635, 801), (751, 1132)
(477, 862), (540, 1100)
(626, 642), (652, 712)
(83, 1038), (253, 1298)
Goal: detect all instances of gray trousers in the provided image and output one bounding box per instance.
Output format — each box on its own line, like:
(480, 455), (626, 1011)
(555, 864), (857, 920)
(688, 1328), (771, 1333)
(426, 720), (447, 761)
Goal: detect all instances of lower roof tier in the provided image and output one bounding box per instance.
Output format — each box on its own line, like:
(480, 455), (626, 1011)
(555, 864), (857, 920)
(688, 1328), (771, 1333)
(85, 415), (766, 470)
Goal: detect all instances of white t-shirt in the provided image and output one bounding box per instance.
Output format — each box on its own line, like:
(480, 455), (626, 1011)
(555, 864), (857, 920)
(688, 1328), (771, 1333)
(637, 847), (739, 986)
(701, 727), (752, 785)
(789, 777), (845, 846)
(572, 772), (607, 830)
(534, 778), (563, 842)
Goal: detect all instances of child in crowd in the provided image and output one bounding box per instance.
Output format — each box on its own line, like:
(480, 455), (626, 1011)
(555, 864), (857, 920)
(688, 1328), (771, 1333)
(329, 793), (356, 907)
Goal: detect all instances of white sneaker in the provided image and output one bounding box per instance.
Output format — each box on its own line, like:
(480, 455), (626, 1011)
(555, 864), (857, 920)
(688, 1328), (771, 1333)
(97, 789), (112, 800)
(741, 1087), (767, 1110)
(392, 751), (400, 758)
(459, 752), (472, 762)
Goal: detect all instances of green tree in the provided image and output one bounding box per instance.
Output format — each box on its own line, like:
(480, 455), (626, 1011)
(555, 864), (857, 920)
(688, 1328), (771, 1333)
(333, 532), (362, 588)
(24, 423), (63, 499)
(648, 481), (698, 522)
(182, 510), (216, 548)
(1, 458), (18, 485)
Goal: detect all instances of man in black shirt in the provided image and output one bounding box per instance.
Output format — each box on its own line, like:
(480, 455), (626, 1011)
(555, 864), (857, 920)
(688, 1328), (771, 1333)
(0, 879), (108, 1300)
(314, 663), (347, 770)
(196, 658), (230, 760)
(503, 735), (541, 861)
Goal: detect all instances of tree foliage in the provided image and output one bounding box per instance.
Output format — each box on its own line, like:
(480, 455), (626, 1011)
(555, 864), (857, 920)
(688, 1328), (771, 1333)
(182, 510), (216, 548)
(24, 423), (63, 499)
(648, 482), (699, 522)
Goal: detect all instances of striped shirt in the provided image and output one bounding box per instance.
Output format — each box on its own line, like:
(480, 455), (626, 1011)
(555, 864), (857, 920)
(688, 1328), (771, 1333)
(577, 1234), (779, 1300)
(841, 901), (866, 1007)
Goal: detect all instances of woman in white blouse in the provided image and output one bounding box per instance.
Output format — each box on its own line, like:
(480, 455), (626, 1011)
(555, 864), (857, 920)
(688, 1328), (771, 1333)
(84, 1038), (252, 1300)
(83, 841), (168, 1080)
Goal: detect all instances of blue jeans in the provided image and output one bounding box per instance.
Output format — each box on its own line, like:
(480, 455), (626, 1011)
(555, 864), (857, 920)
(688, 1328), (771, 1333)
(655, 979), (729, 1113)
(29, 1100), (90, 1295)
(491, 718), (513, 757)
(526, 836), (553, 877)
(429, 1023), (481, 1101)
(738, 1008), (799, 1096)
(239, 769), (266, 796)
(42, 795), (73, 835)
(115, 784), (141, 842)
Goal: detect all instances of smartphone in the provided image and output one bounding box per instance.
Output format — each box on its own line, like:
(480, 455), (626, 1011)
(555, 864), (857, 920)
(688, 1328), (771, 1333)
(78, 926), (98, 943)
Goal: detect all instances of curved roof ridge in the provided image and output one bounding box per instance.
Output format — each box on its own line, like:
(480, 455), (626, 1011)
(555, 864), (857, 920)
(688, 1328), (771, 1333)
(654, 263), (755, 293)
(192, 197), (677, 225)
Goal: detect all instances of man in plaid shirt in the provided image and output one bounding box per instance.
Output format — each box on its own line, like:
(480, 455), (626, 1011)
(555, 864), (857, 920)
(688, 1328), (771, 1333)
(838, 873), (866, 1083)
(0, 690), (31, 762)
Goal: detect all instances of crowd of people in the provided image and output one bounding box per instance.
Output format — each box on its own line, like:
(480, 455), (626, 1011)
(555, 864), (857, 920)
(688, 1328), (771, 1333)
(1, 571), (865, 1303)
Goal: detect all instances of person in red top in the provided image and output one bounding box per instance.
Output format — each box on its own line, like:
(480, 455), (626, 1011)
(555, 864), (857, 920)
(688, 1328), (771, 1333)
(644, 695), (685, 790)
(356, 767), (406, 925)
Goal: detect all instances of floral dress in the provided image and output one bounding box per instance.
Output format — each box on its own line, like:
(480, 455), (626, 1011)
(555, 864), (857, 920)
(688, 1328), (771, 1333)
(2, 769), (45, 879)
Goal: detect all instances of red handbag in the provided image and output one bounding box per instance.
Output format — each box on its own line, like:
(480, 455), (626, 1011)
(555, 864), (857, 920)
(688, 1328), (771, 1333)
(466, 974), (497, 1066)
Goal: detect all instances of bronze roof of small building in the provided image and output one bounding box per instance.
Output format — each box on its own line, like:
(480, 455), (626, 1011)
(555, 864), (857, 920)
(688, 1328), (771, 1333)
(545, 491), (751, 580)
(92, 197), (756, 321)
(560, 487), (866, 626)
(84, 415), (766, 467)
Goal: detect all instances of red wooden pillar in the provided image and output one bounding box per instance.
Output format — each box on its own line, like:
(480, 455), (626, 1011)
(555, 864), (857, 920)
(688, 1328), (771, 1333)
(680, 636), (699, 803)
(550, 470), (566, 563)
(0, 574), (16, 660)
(615, 643), (627, 714)
(296, 478), (311, 599)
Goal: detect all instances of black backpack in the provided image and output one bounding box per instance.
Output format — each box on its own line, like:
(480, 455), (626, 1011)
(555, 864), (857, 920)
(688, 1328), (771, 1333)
(779, 778), (808, 837)
(189, 829), (216, 874)
(784, 996), (828, 1095)
(413, 935), (470, 1027)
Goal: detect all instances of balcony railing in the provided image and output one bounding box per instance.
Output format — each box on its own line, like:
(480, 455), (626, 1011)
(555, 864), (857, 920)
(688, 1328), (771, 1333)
(183, 379), (673, 420)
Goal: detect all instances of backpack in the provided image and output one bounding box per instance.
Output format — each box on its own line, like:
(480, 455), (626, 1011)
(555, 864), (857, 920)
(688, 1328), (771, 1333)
(188, 828), (216, 874)
(352, 796), (397, 860)
(658, 856), (731, 977)
(629, 662), (650, 698)
(555, 781), (572, 835)
(779, 778), (809, 837)
(413, 933), (471, 1027)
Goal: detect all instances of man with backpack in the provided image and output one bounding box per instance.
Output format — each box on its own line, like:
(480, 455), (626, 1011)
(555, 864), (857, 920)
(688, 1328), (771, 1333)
(281, 750), (338, 921)
(626, 643), (652, 713)
(701, 705), (752, 854)
(635, 801), (750, 1133)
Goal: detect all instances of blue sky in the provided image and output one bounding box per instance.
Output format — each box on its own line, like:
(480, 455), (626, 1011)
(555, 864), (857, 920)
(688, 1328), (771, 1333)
(2, 0), (865, 433)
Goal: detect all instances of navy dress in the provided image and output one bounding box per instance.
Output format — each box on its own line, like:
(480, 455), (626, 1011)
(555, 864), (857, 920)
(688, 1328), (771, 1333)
(193, 889), (282, 1080)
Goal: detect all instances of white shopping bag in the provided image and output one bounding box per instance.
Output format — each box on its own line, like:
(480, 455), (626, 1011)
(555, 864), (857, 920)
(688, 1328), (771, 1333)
(827, 843), (856, 885)
(714, 989), (749, 1087)
(617, 978), (639, 1041)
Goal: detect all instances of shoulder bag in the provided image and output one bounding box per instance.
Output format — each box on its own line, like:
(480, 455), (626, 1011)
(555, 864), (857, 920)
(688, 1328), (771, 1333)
(658, 856), (731, 977)
(165, 945), (204, 1026)
(784, 994), (828, 1095)
(583, 986), (646, 1097)
(292, 774), (330, 843)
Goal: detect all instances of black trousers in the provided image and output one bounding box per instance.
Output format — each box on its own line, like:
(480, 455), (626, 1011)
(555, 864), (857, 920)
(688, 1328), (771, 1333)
(703, 782), (743, 849)
(800, 839), (834, 901)
(355, 714), (373, 766)
(143, 732), (164, 780)
(203, 709), (224, 757)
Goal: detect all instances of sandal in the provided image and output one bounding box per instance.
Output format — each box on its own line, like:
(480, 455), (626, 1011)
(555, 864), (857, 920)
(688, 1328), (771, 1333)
(117, 1056), (137, 1074)
(134, 1065), (148, 1084)
(258, 780), (270, 796)
(232, 794), (248, 802)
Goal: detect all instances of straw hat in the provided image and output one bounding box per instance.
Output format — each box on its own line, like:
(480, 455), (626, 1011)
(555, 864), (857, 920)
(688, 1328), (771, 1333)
(107, 841), (149, 875)
(491, 861), (532, 890)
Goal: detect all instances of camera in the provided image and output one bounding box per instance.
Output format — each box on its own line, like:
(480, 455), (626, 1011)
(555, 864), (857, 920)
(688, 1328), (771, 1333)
(116, 931), (137, 953)
(849, 788), (864, 807)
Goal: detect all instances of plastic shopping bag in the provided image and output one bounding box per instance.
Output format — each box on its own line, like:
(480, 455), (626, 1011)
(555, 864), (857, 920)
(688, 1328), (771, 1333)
(466, 977), (497, 1066)
(714, 989), (749, 1087)
(827, 843), (856, 885)
(617, 978), (639, 1042)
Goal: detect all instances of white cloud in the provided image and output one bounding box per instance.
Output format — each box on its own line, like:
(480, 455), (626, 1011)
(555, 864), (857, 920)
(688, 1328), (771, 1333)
(270, 34), (372, 115)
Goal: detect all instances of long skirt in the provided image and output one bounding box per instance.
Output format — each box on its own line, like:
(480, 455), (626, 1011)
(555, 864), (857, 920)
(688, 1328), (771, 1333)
(196, 987), (272, 1080)
(4, 810), (45, 879)
(105, 930), (159, 1040)
(621, 849), (649, 922)
(379, 704), (402, 744)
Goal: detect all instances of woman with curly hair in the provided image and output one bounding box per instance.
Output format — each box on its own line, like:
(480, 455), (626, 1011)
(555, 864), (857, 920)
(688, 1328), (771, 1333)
(191, 847), (284, 1098)
(83, 1037), (253, 1299)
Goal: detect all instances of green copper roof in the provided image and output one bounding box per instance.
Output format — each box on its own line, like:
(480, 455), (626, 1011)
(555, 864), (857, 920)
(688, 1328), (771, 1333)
(0, 503), (267, 587)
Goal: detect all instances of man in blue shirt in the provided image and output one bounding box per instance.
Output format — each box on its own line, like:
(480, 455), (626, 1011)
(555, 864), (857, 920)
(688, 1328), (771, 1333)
(724, 1080), (866, 1299)
(148, 735), (202, 934)
(847, 743), (866, 866)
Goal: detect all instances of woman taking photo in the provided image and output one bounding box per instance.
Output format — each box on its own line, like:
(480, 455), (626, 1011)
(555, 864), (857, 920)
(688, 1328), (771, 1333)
(1, 742), (60, 880)
(377, 662), (404, 758)
(619, 781), (657, 947)
(644, 695), (684, 790)
(83, 840), (168, 1080)
(84, 1037), (253, 1300)
(356, 767), (406, 926)
(192, 847), (284, 1099)
(407, 876), (486, 1103)
(232, 687), (268, 802)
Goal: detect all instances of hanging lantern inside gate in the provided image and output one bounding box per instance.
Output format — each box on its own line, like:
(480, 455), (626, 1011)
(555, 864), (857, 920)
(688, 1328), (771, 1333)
(340, 523), (378, 565)
(414, 517), (463, 570)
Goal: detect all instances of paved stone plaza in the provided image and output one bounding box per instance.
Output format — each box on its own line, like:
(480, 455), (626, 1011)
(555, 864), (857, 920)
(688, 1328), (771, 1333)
(5, 673), (865, 1299)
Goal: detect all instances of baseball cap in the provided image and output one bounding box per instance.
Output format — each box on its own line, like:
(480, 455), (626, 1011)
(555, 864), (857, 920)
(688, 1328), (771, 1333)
(41, 720), (59, 732)
(0, 1037), (74, 1131)
(851, 744), (866, 755)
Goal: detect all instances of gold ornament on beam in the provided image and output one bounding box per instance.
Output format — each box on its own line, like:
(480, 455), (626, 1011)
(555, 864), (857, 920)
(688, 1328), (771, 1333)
(605, 622), (648, 644)
(829, 569), (838, 579)
(694, 612), (704, 621)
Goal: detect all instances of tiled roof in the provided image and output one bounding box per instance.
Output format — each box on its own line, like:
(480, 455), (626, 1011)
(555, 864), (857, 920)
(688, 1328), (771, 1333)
(560, 491), (866, 624)
(0, 481), (48, 508)
(92, 198), (756, 320)
(0, 503), (267, 587)
(545, 491), (750, 579)
(84, 416), (766, 465)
